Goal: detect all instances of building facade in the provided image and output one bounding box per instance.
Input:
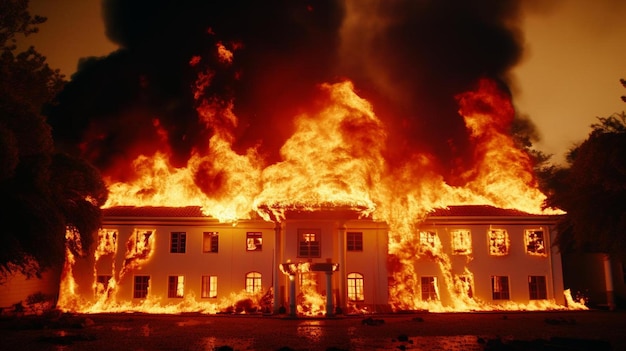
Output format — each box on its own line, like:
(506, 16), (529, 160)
(60, 205), (568, 315)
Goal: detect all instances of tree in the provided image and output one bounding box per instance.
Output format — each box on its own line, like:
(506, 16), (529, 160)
(0, 0), (107, 282)
(544, 111), (626, 256)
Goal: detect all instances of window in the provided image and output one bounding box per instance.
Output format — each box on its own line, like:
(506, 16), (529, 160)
(528, 276), (547, 300)
(96, 229), (117, 258)
(246, 232), (262, 251)
(298, 229), (321, 258)
(457, 275), (473, 298)
(170, 232), (186, 253)
(134, 276), (150, 298)
(347, 232), (363, 251)
(347, 273), (364, 301)
(491, 276), (510, 300)
(203, 232), (219, 253)
(421, 276), (439, 301)
(201, 275), (218, 298)
(419, 231), (437, 253)
(131, 229), (154, 255)
(488, 229), (509, 256)
(168, 275), (185, 298)
(451, 229), (472, 255)
(525, 229), (546, 256)
(245, 272), (262, 294)
(95, 275), (112, 296)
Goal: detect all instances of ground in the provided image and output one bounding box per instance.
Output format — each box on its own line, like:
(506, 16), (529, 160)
(0, 310), (624, 350)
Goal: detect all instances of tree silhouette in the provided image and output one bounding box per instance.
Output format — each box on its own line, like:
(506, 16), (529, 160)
(544, 82), (626, 256)
(0, 0), (107, 282)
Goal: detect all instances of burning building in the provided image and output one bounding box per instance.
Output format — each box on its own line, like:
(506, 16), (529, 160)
(58, 203), (575, 316)
(42, 2), (590, 315)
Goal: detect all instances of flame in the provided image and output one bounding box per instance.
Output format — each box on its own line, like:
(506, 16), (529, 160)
(59, 42), (580, 314)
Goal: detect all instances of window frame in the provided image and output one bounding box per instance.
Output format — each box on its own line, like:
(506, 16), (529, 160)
(168, 275), (185, 298)
(203, 231), (219, 253)
(133, 275), (150, 299)
(201, 275), (218, 298)
(246, 232), (263, 252)
(528, 275), (547, 300)
(170, 232), (187, 254)
(488, 229), (509, 256)
(347, 232), (363, 252)
(245, 272), (262, 294)
(419, 231), (437, 253)
(420, 276), (439, 301)
(491, 275), (510, 300)
(525, 229), (547, 256)
(451, 229), (472, 255)
(298, 228), (321, 258)
(347, 272), (365, 302)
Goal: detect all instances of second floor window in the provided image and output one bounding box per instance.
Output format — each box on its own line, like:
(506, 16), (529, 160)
(488, 229), (509, 256)
(525, 229), (546, 256)
(298, 229), (321, 258)
(246, 232), (262, 251)
(451, 229), (472, 255)
(203, 232), (219, 253)
(347, 232), (363, 251)
(170, 232), (186, 253)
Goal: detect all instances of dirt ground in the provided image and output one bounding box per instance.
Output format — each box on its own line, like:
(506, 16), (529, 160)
(0, 310), (624, 350)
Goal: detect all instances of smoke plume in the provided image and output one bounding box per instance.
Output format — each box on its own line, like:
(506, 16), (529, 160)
(47, 0), (526, 185)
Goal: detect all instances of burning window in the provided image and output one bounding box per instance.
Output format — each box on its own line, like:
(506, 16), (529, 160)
(170, 232), (186, 253)
(246, 232), (262, 251)
(245, 272), (262, 294)
(96, 229), (117, 259)
(525, 229), (546, 256)
(451, 229), (472, 255)
(298, 229), (321, 258)
(419, 231), (437, 253)
(347, 272), (364, 302)
(528, 275), (547, 300)
(130, 229), (154, 255)
(168, 275), (185, 298)
(488, 229), (509, 256)
(347, 232), (363, 251)
(491, 276), (510, 300)
(203, 232), (219, 253)
(456, 275), (474, 298)
(95, 275), (112, 296)
(421, 276), (439, 301)
(133, 275), (150, 299)
(201, 275), (217, 298)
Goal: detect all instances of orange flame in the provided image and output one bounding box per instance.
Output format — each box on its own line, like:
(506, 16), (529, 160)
(60, 42), (579, 314)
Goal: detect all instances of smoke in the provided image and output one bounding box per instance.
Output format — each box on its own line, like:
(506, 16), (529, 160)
(47, 0), (528, 184)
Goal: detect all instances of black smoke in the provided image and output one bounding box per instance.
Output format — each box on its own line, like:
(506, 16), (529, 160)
(47, 0), (525, 184)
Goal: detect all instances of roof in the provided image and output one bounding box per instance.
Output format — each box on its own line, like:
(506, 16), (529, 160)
(102, 206), (206, 218)
(100, 205), (558, 220)
(428, 205), (551, 217)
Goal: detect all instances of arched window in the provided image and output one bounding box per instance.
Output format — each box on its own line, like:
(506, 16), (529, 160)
(245, 272), (262, 294)
(347, 272), (364, 302)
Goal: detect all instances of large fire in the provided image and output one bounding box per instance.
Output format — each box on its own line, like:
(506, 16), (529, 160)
(58, 40), (584, 316)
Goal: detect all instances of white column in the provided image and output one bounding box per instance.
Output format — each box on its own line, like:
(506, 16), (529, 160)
(325, 271), (334, 317)
(289, 274), (297, 317)
(337, 223), (347, 312)
(603, 254), (616, 311)
(273, 223), (282, 314)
